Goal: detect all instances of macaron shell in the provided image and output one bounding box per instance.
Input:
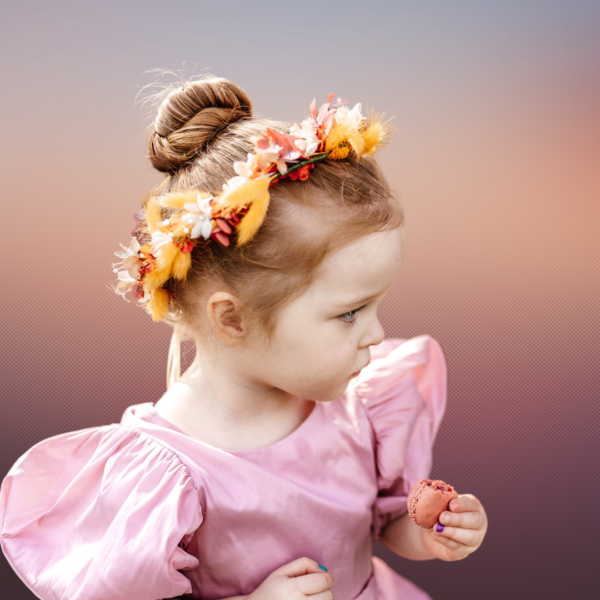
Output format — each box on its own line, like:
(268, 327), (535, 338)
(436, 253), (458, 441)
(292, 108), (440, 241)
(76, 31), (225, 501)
(407, 479), (431, 522)
(407, 478), (459, 529)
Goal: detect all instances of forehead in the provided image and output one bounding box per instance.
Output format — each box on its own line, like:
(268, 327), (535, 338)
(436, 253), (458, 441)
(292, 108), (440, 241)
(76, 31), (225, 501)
(311, 228), (404, 302)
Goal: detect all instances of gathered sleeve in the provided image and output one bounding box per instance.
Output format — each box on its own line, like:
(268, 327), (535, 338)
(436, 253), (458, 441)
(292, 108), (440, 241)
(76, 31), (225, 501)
(353, 335), (448, 541)
(0, 424), (204, 600)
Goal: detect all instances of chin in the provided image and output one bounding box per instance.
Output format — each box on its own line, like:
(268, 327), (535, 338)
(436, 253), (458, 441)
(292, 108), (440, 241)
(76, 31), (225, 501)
(295, 376), (353, 402)
(325, 381), (353, 402)
(302, 388), (343, 403)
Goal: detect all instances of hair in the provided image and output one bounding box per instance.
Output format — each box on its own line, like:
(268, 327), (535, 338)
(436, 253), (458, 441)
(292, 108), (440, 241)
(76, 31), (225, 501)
(136, 75), (404, 388)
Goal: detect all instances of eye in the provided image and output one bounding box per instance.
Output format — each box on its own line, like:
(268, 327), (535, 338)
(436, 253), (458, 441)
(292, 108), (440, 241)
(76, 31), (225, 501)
(338, 307), (362, 326)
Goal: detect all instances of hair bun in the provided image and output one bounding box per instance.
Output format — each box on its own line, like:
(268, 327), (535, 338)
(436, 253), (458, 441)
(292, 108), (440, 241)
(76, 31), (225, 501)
(149, 76), (253, 173)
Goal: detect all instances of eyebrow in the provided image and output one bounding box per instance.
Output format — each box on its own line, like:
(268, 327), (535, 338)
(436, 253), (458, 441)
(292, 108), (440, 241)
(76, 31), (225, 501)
(332, 293), (381, 309)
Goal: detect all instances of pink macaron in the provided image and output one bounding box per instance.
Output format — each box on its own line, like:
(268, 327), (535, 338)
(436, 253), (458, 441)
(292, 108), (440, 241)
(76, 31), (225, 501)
(407, 478), (459, 529)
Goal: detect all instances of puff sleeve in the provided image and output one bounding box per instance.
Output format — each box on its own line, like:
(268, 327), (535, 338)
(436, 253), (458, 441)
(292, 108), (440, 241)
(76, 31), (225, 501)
(354, 335), (448, 541)
(0, 424), (204, 600)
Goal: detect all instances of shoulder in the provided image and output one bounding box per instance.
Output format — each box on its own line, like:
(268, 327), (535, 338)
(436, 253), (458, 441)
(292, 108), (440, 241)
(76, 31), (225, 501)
(2, 421), (198, 497)
(0, 423), (203, 599)
(349, 334), (447, 418)
(346, 334), (448, 483)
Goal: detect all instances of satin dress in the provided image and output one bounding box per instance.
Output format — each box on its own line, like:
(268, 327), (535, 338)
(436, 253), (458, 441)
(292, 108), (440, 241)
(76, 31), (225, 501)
(0, 335), (447, 600)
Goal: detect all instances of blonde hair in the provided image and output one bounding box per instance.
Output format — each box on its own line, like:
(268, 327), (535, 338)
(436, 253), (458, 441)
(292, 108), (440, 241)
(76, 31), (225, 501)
(136, 76), (404, 389)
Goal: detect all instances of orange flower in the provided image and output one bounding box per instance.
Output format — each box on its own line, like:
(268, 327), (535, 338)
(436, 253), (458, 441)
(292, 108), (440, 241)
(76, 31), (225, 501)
(288, 163), (315, 181)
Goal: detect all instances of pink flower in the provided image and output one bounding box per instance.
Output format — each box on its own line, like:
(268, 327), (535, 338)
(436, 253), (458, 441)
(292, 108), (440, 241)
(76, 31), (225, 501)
(289, 120), (321, 158)
(254, 128), (302, 175)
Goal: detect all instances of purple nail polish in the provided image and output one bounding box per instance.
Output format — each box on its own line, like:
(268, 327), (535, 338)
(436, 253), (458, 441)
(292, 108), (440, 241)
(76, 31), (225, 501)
(435, 523), (445, 532)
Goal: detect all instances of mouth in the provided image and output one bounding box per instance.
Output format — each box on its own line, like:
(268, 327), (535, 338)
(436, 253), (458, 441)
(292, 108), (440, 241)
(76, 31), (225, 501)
(350, 360), (370, 378)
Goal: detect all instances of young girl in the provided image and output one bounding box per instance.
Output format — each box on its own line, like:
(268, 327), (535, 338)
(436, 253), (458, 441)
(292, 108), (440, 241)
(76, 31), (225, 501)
(0, 76), (487, 600)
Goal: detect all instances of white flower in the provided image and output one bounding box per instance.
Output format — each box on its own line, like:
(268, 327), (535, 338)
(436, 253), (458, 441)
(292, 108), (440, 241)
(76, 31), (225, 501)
(150, 230), (173, 256)
(275, 157), (289, 175)
(113, 270), (148, 304)
(181, 193), (215, 240)
(334, 102), (365, 128)
(225, 154), (255, 190)
(290, 120), (321, 158)
(115, 270), (136, 297)
(255, 148), (290, 175)
(233, 157), (253, 179)
(112, 237), (141, 278)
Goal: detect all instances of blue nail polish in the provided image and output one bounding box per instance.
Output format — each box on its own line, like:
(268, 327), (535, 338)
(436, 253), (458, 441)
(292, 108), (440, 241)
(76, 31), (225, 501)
(319, 564), (327, 571)
(435, 523), (445, 532)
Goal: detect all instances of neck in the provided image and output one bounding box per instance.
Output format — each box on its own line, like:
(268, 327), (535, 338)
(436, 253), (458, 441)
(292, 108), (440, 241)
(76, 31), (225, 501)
(174, 347), (297, 425)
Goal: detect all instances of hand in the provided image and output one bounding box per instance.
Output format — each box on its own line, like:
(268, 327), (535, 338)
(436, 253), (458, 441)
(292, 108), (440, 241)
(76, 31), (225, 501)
(421, 493), (488, 561)
(247, 556), (334, 600)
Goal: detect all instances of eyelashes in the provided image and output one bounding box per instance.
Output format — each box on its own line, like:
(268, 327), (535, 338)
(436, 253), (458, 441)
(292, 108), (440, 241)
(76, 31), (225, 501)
(339, 307), (364, 326)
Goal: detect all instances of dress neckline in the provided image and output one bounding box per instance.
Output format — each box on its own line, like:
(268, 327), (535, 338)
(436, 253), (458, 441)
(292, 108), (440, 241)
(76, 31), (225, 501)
(146, 399), (322, 455)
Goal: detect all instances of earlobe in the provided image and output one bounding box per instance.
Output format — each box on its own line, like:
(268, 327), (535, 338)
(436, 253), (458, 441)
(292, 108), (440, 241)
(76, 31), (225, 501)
(206, 291), (245, 342)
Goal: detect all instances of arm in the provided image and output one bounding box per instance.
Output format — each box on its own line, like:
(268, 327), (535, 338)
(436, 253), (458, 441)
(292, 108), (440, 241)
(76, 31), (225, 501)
(378, 511), (436, 560)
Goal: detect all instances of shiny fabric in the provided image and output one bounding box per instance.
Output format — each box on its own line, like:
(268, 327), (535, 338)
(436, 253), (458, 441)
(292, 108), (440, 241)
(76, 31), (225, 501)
(0, 335), (447, 600)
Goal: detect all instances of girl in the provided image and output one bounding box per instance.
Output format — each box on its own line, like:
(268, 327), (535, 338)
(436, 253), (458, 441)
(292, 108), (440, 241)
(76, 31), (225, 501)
(0, 76), (487, 600)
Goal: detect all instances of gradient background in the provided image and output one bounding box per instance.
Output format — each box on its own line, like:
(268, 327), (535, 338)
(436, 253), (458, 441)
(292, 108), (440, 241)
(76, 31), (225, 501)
(1, 1), (598, 598)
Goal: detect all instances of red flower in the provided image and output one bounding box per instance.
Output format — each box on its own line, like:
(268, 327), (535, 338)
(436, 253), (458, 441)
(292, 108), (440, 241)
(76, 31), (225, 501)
(132, 282), (144, 300)
(176, 240), (195, 254)
(216, 218), (232, 234)
(288, 163), (314, 181)
(211, 230), (231, 247)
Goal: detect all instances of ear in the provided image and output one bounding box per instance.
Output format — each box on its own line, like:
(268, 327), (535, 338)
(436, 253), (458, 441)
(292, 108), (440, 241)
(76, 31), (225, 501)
(206, 291), (247, 343)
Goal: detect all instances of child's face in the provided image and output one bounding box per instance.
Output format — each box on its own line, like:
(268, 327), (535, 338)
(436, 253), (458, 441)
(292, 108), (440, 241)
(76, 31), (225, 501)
(250, 226), (404, 402)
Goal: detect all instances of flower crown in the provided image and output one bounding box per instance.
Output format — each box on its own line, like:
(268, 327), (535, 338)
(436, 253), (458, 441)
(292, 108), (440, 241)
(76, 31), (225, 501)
(111, 93), (393, 322)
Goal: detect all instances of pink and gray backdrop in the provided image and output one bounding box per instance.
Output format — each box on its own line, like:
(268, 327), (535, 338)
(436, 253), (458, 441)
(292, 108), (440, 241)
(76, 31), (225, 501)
(1, 1), (598, 598)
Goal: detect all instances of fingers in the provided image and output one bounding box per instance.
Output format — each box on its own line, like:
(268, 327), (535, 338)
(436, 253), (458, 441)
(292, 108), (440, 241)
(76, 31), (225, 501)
(276, 557), (333, 595)
(433, 524), (480, 546)
(439, 493), (486, 529)
(438, 508), (485, 529)
(305, 592), (334, 600)
(430, 530), (471, 560)
(277, 556), (328, 577)
(294, 571), (334, 596)
(449, 493), (479, 513)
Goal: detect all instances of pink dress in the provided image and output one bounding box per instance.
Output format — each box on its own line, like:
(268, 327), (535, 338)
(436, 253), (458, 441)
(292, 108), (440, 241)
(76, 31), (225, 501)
(0, 335), (447, 600)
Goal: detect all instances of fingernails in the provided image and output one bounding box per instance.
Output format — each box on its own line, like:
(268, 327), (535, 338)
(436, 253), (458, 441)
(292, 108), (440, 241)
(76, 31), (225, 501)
(452, 501), (459, 510)
(319, 564), (328, 571)
(435, 523), (445, 532)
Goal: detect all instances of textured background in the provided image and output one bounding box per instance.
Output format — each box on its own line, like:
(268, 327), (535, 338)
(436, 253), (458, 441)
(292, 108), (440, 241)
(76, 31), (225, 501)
(1, 1), (598, 598)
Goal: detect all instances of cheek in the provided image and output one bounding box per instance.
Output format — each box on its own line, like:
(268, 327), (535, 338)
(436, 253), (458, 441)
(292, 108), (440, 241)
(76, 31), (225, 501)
(272, 318), (357, 369)
(313, 339), (357, 375)
(329, 323), (359, 355)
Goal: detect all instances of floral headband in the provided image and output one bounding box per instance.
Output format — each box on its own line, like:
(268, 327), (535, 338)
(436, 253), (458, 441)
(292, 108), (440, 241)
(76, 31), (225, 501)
(111, 93), (393, 322)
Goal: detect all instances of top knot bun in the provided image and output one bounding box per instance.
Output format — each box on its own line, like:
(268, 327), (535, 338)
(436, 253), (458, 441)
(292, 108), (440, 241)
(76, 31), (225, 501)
(149, 77), (253, 173)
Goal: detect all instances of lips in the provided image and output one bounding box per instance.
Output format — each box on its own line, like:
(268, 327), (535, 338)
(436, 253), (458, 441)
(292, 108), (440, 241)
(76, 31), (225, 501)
(351, 360), (370, 377)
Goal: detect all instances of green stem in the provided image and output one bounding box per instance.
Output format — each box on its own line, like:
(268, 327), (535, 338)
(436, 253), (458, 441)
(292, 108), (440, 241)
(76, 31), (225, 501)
(270, 151), (332, 179)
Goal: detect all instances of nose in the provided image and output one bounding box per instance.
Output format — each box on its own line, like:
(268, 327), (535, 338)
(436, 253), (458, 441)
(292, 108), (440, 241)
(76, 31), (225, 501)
(360, 312), (385, 348)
